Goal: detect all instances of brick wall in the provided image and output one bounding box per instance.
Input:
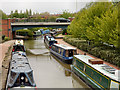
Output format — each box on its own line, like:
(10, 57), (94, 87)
(1, 19), (12, 39)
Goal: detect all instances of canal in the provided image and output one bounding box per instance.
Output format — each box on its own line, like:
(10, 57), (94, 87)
(24, 36), (89, 88)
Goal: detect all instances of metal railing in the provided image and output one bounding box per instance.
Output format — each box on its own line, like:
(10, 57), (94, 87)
(11, 19), (56, 23)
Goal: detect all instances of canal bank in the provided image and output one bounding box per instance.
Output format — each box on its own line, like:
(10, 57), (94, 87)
(0, 40), (15, 89)
(24, 36), (90, 88)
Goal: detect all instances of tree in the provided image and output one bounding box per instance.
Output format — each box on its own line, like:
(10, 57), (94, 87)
(67, 2), (119, 48)
(0, 10), (7, 19)
(29, 9), (32, 16)
(60, 10), (73, 19)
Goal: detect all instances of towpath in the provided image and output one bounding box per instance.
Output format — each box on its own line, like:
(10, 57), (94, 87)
(0, 40), (15, 89)
(0, 40), (15, 71)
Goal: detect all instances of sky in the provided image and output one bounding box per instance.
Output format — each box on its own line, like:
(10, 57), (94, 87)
(0, 0), (112, 15)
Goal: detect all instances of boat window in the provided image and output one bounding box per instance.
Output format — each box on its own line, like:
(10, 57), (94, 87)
(68, 50), (73, 57)
(65, 50), (68, 57)
(58, 48), (61, 54)
(73, 50), (77, 55)
(55, 46), (59, 53)
(14, 45), (25, 52)
(61, 49), (64, 55)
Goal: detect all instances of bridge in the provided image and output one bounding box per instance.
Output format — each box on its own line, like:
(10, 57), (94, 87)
(11, 22), (71, 31)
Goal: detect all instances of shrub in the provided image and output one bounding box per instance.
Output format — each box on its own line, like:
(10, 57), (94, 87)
(4, 37), (10, 41)
(62, 29), (67, 35)
(16, 29), (33, 37)
(63, 36), (120, 67)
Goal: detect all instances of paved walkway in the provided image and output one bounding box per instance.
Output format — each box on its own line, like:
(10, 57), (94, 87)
(56, 35), (120, 70)
(0, 40), (15, 70)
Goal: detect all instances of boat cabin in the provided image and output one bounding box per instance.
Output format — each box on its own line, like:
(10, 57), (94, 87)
(72, 55), (120, 89)
(44, 35), (57, 48)
(8, 53), (36, 88)
(12, 44), (25, 52)
(52, 44), (77, 57)
(15, 40), (24, 45)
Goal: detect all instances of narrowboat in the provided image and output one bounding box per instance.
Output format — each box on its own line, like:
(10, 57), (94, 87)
(50, 44), (77, 64)
(6, 52), (36, 89)
(71, 55), (120, 89)
(41, 29), (50, 34)
(33, 30), (41, 37)
(44, 35), (57, 48)
(12, 40), (26, 55)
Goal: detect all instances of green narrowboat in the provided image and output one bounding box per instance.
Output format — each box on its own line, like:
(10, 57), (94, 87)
(71, 55), (120, 89)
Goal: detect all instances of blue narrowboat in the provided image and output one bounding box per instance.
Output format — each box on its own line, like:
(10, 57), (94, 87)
(71, 55), (120, 89)
(6, 51), (36, 89)
(41, 29), (50, 34)
(44, 35), (57, 48)
(50, 44), (77, 64)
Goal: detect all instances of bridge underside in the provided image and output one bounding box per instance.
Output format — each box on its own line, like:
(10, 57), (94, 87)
(11, 23), (69, 39)
(12, 24), (69, 31)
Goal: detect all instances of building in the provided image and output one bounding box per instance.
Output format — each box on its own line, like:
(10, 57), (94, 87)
(0, 19), (13, 39)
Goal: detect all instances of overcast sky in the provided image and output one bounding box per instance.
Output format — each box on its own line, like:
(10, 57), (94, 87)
(0, 0), (111, 15)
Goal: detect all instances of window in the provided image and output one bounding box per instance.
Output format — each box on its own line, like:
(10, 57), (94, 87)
(61, 49), (64, 55)
(65, 50), (68, 57)
(68, 50), (73, 57)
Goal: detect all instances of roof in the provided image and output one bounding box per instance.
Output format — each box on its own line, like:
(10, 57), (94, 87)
(46, 35), (55, 41)
(54, 44), (76, 50)
(11, 53), (32, 73)
(74, 55), (120, 82)
(15, 40), (24, 45)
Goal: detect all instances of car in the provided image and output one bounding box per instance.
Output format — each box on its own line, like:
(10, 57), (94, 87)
(56, 18), (70, 22)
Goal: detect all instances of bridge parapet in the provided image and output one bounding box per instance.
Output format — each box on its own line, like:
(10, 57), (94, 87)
(11, 22), (71, 26)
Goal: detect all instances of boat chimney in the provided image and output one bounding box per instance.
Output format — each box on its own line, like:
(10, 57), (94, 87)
(115, 70), (120, 81)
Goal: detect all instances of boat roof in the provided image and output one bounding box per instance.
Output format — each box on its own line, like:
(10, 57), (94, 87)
(46, 35), (56, 41)
(15, 40), (24, 45)
(54, 44), (76, 50)
(74, 55), (120, 82)
(11, 53), (32, 73)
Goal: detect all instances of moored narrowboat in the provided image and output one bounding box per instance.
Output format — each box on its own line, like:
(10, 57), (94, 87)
(44, 35), (57, 48)
(50, 44), (77, 64)
(33, 30), (41, 37)
(71, 55), (120, 89)
(6, 52), (36, 89)
(12, 40), (26, 55)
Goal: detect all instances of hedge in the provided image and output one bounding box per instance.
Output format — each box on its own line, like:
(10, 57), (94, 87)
(63, 36), (120, 67)
(4, 37), (10, 41)
(16, 29), (33, 37)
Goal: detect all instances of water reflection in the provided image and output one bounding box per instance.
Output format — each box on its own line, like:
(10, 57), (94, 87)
(24, 36), (89, 88)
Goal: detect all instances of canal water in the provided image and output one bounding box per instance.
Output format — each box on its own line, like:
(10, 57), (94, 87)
(24, 36), (89, 88)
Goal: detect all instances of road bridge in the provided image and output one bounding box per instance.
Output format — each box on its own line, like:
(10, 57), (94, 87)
(11, 22), (71, 31)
